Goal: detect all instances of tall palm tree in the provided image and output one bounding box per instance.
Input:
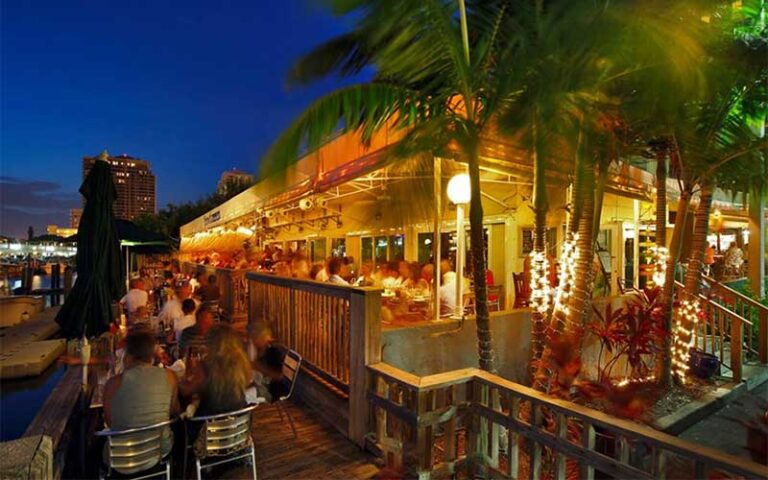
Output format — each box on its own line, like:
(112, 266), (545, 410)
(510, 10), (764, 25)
(263, 0), (524, 373)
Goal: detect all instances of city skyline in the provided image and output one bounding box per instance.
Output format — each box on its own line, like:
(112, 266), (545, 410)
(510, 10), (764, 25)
(0, 0), (370, 238)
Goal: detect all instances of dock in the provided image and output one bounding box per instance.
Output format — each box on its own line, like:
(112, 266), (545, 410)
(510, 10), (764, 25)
(0, 306), (63, 379)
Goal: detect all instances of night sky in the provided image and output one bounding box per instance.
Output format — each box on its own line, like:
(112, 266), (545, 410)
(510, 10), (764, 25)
(1, 0), (369, 238)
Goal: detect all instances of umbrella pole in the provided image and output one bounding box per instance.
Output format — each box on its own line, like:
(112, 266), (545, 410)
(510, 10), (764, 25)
(125, 245), (130, 290)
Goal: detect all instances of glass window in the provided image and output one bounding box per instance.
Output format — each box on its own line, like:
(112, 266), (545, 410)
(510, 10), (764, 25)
(374, 236), (388, 264)
(389, 235), (405, 261)
(361, 237), (373, 263)
(311, 238), (327, 263)
(331, 238), (346, 257)
(417, 233), (433, 263)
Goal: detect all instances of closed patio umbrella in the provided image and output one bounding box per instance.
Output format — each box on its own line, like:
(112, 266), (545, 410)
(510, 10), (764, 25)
(55, 150), (125, 338)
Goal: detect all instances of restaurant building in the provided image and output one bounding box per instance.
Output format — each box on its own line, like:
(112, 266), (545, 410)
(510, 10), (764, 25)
(180, 125), (748, 309)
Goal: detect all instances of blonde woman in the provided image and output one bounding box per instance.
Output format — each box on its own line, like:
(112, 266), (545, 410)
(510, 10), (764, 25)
(180, 324), (251, 415)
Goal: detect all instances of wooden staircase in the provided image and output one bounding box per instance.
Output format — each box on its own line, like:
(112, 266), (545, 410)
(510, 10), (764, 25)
(674, 276), (768, 383)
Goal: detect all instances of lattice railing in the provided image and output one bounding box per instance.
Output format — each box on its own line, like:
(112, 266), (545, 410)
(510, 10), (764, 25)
(367, 363), (767, 479)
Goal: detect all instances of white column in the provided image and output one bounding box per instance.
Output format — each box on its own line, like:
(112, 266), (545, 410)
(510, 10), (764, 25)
(455, 204), (465, 318)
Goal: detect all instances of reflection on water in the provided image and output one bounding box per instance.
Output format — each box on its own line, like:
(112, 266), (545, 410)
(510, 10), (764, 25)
(0, 363), (66, 441)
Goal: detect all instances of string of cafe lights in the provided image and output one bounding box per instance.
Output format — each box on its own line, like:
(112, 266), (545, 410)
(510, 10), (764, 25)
(529, 250), (551, 314)
(649, 245), (668, 287)
(552, 232), (578, 317)
(672, 298), (701, 384)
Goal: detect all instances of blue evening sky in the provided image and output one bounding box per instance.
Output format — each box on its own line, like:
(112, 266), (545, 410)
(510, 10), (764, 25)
(1, 0), (368, 237)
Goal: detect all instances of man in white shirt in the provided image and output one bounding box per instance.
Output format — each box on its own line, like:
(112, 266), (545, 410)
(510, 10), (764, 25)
(120, 279), (148, 314)
(439, 271), (457, 317)
(327, 257), (350, 286)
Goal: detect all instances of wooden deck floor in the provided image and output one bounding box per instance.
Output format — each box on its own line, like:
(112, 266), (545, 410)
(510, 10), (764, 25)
(214, 400), (381, 480)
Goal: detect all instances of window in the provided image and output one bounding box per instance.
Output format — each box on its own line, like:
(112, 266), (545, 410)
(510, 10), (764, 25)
(361, 237), (373, 263)
(331, 238), (346, 257)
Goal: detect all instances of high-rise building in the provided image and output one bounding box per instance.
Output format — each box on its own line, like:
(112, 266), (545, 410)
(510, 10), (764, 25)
(69, 208), (82, 229)
(82, 153), (156, 220)
(217, 169), (253, 195)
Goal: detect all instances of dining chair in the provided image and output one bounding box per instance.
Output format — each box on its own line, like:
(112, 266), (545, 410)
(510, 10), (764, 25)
(272, 349), (302, 438)
(96, 419), (176, 480)
(512, 273), (531, 308)
(185, 404), (259, 480)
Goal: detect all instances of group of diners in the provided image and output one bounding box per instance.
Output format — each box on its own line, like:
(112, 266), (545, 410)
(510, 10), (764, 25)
(119, 272), (222, 334)
(100, 318), (285, 474)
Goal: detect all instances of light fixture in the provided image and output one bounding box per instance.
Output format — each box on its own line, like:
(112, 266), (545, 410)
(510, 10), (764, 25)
(447, 173), (471, 205)
(237, 226), (254, 236)
(299, 198), (313, 211)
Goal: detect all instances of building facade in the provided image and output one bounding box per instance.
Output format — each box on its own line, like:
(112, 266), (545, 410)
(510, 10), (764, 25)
(69, 208), (82, 229)
(82, 153), (156, 220)
(217, 169), (253, 195)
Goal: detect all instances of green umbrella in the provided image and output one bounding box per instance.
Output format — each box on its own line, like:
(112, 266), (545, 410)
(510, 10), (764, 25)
(55, 150), (125, 338)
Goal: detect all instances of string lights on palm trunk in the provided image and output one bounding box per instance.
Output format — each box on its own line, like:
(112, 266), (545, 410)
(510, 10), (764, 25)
(649, 245), (668, 287)
(672, 298), (702, 384)
(529, 250), (552, 314)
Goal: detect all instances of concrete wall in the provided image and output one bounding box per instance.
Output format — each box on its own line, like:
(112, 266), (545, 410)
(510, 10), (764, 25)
(382, 309), (532, 384)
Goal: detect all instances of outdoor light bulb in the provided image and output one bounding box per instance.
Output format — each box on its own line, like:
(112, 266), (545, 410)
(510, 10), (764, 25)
(447, 173), (471, 205)
(237, 226), (254, 236)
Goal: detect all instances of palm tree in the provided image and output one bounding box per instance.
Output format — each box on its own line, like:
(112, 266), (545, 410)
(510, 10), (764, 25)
(263, 0), (523, 373)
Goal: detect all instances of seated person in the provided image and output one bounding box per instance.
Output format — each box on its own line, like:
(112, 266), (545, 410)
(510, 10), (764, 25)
(102, 329), (180, 473)
(179, 308), (214, 359)
(157, 283), (193, 328)
(327, 257), (350, 285)
(416, 264), (434, 290)
(397, 261), (415, 288)
(439, 271), (458, 317)
(120, 278), (149, 315)
(248, 322), (287, 402)
(174, 299), (197, 343)
(180, 324), (250, 416)
(197, 275), (221, 302)
(355, 261), (379, 287)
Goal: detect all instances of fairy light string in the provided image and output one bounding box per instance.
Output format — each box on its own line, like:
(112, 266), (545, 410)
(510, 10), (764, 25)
(649, 245), (668, 287)
(672, 298), (702, 384)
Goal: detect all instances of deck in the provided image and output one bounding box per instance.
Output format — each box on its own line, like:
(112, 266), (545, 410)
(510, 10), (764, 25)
(202, 399), (381, 480)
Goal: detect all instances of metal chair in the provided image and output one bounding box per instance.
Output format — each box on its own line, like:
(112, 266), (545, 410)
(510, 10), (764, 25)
(185, 404), (259, 480)
(273, 349), (302, 438)
(487, 284), (503, 311)
(95, 419), (175, 480)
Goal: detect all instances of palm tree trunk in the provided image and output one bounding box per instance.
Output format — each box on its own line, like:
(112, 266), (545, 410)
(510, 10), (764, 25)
(468, 150), (495, 373)
(683, 183), (714, 295)
(658, 188), (691, 387)
(656, 151), (668, 248)
(565, 157), (597, 338)
(530, 128), (549, 370)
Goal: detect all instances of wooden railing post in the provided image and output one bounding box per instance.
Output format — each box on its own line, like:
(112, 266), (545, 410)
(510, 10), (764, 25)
(731, 319), (743, 383)
(349, 288), (381, 447)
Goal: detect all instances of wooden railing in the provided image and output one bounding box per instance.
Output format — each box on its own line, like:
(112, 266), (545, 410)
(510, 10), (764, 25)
(674, 281), (754, 382)
(367, 363), (768, 479)
(182, 262), (252, 320)
(703, 275), (768, 364)
(247, 272), (381, 446)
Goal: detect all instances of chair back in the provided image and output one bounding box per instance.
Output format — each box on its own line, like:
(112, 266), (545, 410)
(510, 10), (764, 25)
(280, 350), (302, 401)
(512, 273), (531, 308)
(202, 300), (221, 322)
(96, 419), (175, 475)
(190, 405), (257, 457)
